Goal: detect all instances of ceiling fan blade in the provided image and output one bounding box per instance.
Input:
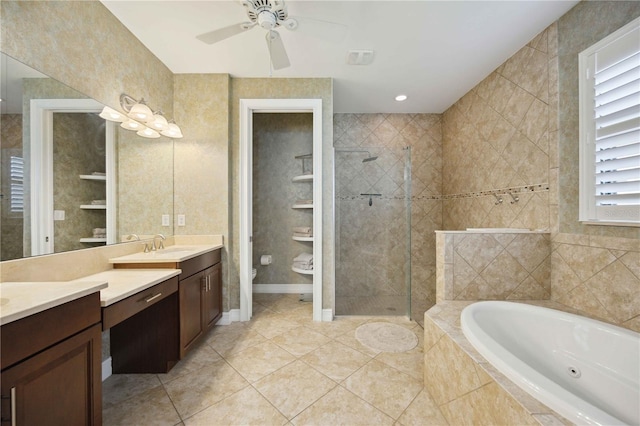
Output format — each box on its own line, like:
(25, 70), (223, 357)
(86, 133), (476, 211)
(289, 16), (348, 43)
(266, 31), (290, 70)
(196, 22), (253, 44)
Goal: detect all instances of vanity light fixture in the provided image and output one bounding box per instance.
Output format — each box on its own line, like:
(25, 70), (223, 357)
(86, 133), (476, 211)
(120, 119), (144, 131)
(395, 94), (408, 102)
(137, 127), (160, 139)
(161, 121), (183, 139)
(99, 93), (183, 139)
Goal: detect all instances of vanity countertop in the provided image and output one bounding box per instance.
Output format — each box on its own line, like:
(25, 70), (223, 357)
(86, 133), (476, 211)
(0, 281), (108, 326)
(71, 269), (182, 307)
(108, 244), (222, 264)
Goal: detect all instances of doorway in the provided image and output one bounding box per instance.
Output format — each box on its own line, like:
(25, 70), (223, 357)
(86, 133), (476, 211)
(239, 99), (323, 322)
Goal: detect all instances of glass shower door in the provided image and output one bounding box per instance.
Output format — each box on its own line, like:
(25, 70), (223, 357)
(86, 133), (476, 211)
(334, 146), (411, 317)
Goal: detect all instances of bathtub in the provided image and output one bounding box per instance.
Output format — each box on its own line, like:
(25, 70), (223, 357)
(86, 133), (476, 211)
(461, 301), (640, 425)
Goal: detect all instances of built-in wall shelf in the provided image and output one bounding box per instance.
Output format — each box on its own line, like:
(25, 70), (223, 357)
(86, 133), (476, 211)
(80, 204), (107, 210)
(292, 236), (313, 242)
(79, 237), (107, 243)
(292, 266), (314, 275)
(292, 204), (313, 209)
(292, 174), (314, 182)
(79, 174), (106, 181)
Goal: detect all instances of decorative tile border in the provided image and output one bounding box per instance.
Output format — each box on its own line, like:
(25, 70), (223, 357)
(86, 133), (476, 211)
(337, 183), (549, 202)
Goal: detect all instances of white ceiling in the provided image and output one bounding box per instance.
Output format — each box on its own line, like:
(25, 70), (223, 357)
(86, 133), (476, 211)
(101, 1), (579, 114)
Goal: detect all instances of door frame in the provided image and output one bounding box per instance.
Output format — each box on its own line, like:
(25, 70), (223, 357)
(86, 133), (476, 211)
(30, 98), (116, 255)
(239, 98), (323, 322)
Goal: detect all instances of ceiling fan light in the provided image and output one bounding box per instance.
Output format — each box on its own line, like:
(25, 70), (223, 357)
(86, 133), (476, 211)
(161, 122), (183, 139)
(147, 113), (169, 131)
(257, 11), (276, 30)
(127, 101), (153, 122)
(137, 127), (161, 139)
(120, 119), (145, 131)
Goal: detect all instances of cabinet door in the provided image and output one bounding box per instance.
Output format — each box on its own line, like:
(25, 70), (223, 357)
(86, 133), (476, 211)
(0, 323), (102, 426)
(179, 272), (204, 357)
(203, 263), (222, 330)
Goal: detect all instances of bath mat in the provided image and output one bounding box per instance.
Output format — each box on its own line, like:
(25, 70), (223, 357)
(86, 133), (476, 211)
(355, 322), (418, 353)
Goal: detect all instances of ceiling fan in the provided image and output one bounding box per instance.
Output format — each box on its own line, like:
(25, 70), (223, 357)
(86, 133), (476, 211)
(196, 0), (347, 70)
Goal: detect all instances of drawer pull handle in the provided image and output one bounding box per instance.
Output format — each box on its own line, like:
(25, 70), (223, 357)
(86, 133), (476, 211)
(11, 387), (16, 426)
(145, 293), (162, 303)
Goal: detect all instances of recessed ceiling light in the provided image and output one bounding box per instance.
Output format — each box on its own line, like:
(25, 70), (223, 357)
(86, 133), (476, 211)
(395, 95), (408, 102)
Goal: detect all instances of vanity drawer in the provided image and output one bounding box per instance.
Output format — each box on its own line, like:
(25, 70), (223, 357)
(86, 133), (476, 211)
(102, 276), (178, 330)
(179, 250), (221, 279)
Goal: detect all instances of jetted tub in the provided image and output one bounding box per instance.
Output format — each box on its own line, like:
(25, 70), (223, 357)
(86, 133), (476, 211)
(461, 301), (640, 425)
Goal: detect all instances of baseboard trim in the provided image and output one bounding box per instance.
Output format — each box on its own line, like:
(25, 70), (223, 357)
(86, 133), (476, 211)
(322, 309), (333, 322)
(216, 309), (241, 325)
(253, 284), (313, 294)
(102, 357), (112, 382)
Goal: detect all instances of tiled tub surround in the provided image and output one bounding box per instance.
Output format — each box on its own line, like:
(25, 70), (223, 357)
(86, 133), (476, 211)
(435, 230), (551, 303)
(551, 233), (640, 332)
(424, 301), (576, 425)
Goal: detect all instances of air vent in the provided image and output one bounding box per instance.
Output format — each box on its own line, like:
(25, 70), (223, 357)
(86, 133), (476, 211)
(346, 50), (375, 66)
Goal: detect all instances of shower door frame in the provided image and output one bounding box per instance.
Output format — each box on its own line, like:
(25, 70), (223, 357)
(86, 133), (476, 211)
(239, 98), (323, 322)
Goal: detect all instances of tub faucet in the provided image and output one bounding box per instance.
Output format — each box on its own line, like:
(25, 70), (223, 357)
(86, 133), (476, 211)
(126, 233), (140, 241)
(153, 234), (166, 250)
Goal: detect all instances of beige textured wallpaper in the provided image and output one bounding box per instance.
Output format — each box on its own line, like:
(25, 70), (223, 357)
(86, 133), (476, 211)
(252, 113), (314, 287)
(53, 113), (106, 252)
(173, 74), (231, 310)
(0, 0), (173, 116)
(0, 114), (23, 261)
(229, 78), (333, 311)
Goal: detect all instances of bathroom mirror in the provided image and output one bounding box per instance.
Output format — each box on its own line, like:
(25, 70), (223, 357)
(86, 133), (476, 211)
(0, 53), (174, 261)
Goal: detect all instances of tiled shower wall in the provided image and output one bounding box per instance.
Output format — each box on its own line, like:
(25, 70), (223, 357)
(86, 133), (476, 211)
(441, 26), (553, 231)
(333, 114), (442, 321)
(252, 113), (313, 287)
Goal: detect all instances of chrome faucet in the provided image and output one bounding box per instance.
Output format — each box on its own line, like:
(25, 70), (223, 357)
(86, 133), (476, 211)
(153, 234), (166, 250)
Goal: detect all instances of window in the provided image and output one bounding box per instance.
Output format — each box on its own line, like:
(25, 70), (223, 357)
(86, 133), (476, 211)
(579, 17), (640, 225)
(10, 155), (24, 214)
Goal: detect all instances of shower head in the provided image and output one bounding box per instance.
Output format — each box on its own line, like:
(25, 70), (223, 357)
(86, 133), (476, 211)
(362, 155), (378, 163)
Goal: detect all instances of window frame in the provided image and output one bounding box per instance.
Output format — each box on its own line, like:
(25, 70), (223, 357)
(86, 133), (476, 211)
(578, 17), (640, 227)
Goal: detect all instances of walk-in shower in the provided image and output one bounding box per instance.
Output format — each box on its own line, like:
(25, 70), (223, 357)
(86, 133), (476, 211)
(334, 146), (411, 317)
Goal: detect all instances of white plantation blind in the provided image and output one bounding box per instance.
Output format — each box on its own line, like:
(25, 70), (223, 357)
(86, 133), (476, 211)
(580, 17), (640, 224)
(10, 155), (24, 213)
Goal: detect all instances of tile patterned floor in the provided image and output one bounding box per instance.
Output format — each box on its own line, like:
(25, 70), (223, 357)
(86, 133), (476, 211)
(103, 294), (448, 426)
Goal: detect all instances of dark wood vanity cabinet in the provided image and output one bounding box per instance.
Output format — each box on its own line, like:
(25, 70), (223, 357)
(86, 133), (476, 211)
(0, 293), (102, 426)
(179, 253), (222, 358)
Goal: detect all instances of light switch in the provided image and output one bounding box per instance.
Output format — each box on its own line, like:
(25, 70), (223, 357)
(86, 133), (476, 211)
(177, 214), (186, 226)
(54, 210), (65, 221)
(162, 214), (170, 227)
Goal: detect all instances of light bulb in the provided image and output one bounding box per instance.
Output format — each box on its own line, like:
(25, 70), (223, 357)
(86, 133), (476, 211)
(395, 94), (408, 102)
(147, 113), (169, 131)
(120, 119), (144, 131)
(161, 122), (183, 139)
(127, 102), (153, 122)
(99, 106), (126, 122)
(137, 127), (160, 139)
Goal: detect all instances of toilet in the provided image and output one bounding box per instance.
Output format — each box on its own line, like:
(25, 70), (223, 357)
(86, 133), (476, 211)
(252, 268), (257, 280)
